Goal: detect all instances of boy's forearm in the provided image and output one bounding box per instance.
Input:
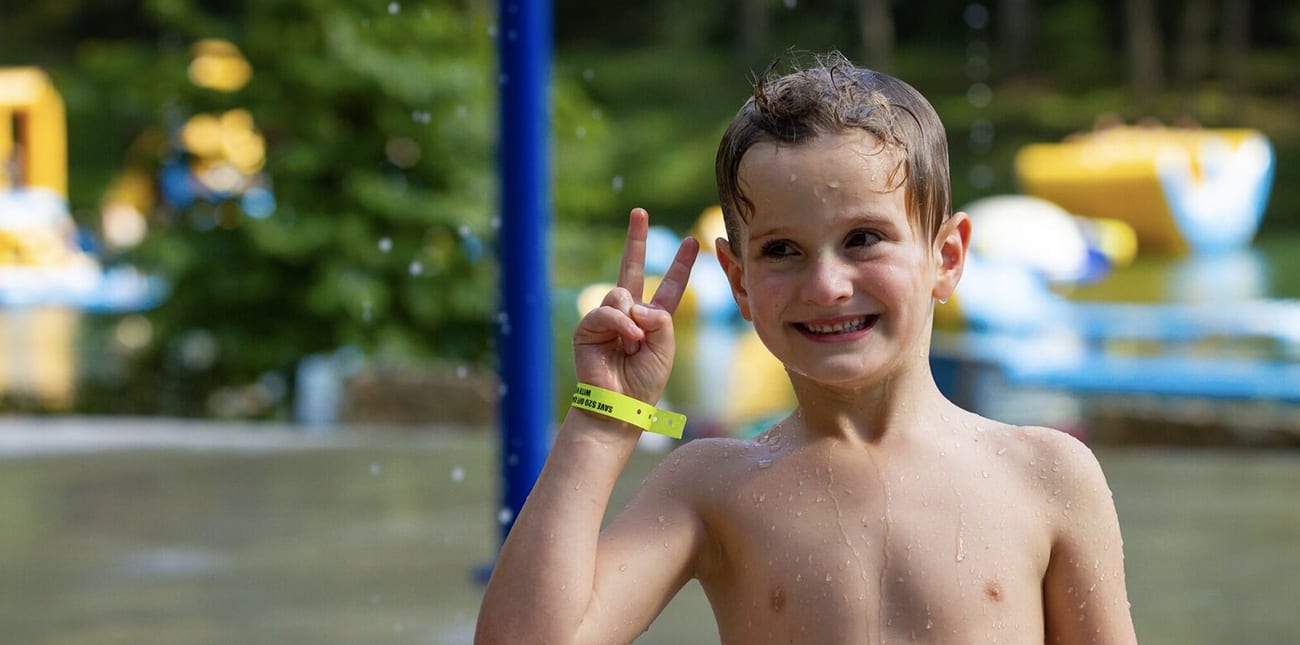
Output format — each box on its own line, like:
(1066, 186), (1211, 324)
(476, 408), (642, 643)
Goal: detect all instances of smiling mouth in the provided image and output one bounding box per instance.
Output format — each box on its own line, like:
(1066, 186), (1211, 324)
(794, 315), (878, 336)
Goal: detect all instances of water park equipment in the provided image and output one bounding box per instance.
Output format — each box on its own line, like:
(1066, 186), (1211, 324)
(0, 67), (165, 409)
(933, 125), (1299, 415)
(1015, 126), (1276, 255)
(494, 0), (551, 543)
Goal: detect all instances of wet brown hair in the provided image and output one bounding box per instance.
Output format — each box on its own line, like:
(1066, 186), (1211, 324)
(715, 51), (951, 248)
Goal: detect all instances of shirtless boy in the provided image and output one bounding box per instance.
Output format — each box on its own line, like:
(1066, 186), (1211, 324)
(477, 53), (1137, 644)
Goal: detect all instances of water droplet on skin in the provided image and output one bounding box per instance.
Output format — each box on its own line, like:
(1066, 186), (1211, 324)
(619, 564), (628, 572)
(981, 471), (989, 478)
(657, 515), (665, 524)
(758, 458), (772, 469)
(825, 573), (833, 582)
(997, 447), (1007, 455)
(451, 466), (465, 482)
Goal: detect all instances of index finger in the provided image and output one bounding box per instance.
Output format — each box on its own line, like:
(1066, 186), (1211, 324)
(617, 208), (649, 301)
(649, 237), (700, 315)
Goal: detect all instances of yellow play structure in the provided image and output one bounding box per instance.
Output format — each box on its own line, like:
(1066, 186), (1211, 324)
(0, 67), (67, 197)
(0, 67), (79, 409)
(1015, 126), (1274, 255)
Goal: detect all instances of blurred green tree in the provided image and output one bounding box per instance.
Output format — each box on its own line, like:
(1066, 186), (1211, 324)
(72, 0), (615, 415)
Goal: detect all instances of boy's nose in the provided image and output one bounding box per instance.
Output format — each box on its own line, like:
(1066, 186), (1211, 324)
(801, 253), (854, 305)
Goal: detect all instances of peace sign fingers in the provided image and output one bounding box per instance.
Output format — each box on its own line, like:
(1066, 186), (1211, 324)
(650, 237), (700, 316)
(616, 208), (649, 302)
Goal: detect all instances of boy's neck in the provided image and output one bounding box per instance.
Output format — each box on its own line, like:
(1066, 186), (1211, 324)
(785, 356), (958, 446)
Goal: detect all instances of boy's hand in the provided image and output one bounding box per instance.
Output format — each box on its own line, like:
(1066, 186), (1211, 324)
(574, 208), (699, 406)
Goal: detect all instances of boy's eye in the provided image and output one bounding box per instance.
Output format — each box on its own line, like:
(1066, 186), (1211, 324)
(759, 240), (797, 258)
(845, 229), (882, 247)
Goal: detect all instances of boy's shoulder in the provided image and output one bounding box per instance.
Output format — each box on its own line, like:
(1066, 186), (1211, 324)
(988, 422), (1094, 460)
(649, 435), (769, 493)
(982, 421), (1111, 511)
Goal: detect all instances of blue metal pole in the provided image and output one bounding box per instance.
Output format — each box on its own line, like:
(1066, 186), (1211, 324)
(496, 0), (551, 544)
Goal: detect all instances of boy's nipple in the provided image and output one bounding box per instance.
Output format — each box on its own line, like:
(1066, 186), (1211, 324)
(984, 579), (1004, 602)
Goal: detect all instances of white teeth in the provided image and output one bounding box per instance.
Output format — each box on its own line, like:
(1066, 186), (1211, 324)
(804, 317), (869, 334)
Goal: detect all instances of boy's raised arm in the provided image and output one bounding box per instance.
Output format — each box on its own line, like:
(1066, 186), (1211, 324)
(1042, 434), (1139, 644)
(476, 209), (701, 645)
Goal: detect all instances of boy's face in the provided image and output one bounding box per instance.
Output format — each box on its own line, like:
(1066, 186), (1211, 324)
(718, 130), (967, 388)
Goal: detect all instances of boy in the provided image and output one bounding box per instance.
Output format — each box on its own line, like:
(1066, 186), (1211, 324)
(477, 53), (1137, 644)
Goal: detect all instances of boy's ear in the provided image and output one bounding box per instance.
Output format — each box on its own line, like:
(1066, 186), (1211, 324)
(715, 237), (752, 321)
(932, 211), (971, 303)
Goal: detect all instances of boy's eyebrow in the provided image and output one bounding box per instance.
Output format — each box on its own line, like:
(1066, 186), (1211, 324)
(748, 211), (902, 239)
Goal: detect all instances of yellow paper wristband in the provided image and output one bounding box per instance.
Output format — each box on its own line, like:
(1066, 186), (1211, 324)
(571, 383), (686, 439)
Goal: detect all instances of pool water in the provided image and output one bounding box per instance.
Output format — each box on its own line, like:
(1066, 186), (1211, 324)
(0, 418), (1296, 644)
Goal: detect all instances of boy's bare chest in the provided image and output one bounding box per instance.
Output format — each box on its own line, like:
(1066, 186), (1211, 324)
(696, 452), (1050, 642)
